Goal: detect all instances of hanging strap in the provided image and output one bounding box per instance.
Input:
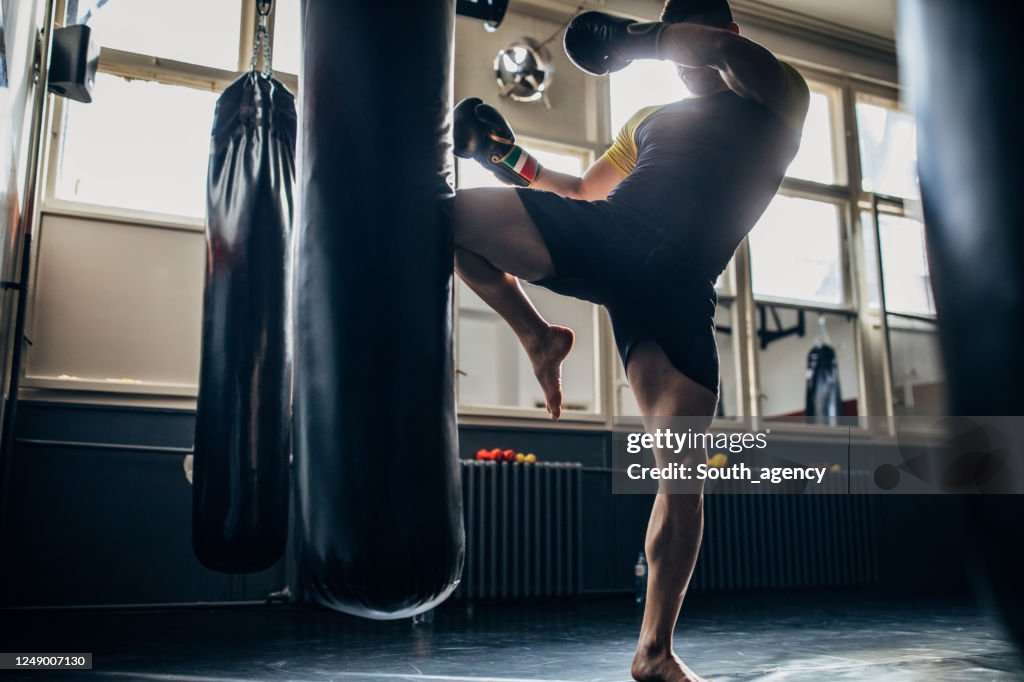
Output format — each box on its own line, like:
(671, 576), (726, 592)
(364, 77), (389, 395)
(250, 0), (275, 78)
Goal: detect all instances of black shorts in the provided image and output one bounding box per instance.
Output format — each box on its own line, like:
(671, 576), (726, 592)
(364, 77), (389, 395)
(516, 188), (720, 397)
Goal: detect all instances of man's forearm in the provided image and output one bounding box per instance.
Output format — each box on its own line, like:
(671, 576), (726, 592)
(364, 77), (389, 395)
(657, 24), (786, 103)
(530, 168), (589, 199)
(655, 22), (729, 69)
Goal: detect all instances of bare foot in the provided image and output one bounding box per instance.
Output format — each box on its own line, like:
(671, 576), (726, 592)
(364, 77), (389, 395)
(632, 647), (710, 682)
(525, 325), (574, 420)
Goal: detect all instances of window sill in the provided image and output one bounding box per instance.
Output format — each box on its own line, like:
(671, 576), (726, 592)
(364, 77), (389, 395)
(41, 199), (204, 233)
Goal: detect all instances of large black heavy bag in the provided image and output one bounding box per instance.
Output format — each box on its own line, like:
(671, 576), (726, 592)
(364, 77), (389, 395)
(193, 73), (296, 574)
(899, 0), (1024, 649)
(294, 0), (464, 618)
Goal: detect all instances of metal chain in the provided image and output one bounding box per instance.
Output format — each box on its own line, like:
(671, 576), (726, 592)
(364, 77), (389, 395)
(249, 0), (275, 78)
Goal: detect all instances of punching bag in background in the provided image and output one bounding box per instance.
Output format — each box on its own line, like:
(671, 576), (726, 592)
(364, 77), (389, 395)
(805, 344), (841, 424)
(295, 0), (464, 619)
(193, 18), (296, 574)
(805, 316), (841, 423)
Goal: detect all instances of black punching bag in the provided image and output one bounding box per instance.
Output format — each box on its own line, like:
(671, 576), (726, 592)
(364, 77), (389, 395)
(899, 0), (1024, 649)
(193, 73), (296, 573)
(805, 344), (841, 424)
(295, 0), (463, 618)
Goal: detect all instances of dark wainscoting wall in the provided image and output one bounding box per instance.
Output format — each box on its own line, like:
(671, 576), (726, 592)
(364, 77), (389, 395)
(0, 402), (971, 608)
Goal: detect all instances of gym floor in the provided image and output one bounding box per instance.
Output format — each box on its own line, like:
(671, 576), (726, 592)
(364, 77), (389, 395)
(2, 593), (1020, 681)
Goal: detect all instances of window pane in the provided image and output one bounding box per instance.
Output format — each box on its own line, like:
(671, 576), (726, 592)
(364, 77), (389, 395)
(456, 157), (501, 190)
(759, 309), (859, 421)
(458, 281), (597, 413)
(55, 74), (218, 218)
(860, 211), (934, 315)
(455, 145), (584, 189)
(749, 196), (843, 304)
(523, 144), (584, 176)
(86, 0), (242, 70)
(272, 0), (300, 75)
(889, 322), (945, 416)
(856, 97), (919, 199)
(609, 60), (687, 132)
(879, 214), (934, 315)
(786, 88), (837, 184)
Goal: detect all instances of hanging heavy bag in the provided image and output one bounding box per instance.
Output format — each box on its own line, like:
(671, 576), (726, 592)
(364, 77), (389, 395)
(294, 0), (464, 619)
(193, 4), (296, 574)
(805, 343), (842, 424)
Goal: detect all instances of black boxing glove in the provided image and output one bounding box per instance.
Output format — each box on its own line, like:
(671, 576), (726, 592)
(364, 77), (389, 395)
(452, 97), (542, 187)
(563, 11), (667, 76)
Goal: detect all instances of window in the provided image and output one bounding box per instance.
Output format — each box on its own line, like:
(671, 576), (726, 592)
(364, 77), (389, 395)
(749, 195), (844, 305)
(785, 85), (842, 185)
(609, 60), (688, 132)
(856, 95), (919, 199)
(271, 0), (301, 75)
(889, 323), (945, 416)
(54, 74), (218, 218)
(455, 143), (601, 416)
(860, 211), (934, 316)
(84, 0), (244, 70)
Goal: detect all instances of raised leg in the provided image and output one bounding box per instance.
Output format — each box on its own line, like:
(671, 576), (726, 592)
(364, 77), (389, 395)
(452, 188), (574, 419)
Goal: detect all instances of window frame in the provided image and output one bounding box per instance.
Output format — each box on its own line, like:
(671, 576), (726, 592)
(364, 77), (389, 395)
(748, 188), (855, 313)
(43, 0), (299, 225)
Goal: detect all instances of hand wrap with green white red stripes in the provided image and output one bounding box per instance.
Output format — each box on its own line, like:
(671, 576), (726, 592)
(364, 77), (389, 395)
(491, 145), (542, 187)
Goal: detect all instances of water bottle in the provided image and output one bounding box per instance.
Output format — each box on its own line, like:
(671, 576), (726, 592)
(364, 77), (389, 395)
(411, 608), (435, 626)
(634, 552), (648, 604)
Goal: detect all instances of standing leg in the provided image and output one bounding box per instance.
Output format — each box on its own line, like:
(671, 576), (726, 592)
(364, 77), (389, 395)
(453, 188), (574, 419)
(627, 340), (718, 682)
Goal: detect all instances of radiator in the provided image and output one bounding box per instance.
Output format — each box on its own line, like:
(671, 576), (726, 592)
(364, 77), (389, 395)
(456, 461), (583, 601)
(692, 480), (879, 591)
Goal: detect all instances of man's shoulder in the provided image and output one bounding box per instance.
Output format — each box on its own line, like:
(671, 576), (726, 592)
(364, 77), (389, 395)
(770, 61), (811, 131)
(626, 104), (665, 131)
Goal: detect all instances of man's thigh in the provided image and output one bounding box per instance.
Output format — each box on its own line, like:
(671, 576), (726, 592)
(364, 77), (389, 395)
(627, 340), (718, 425)
(453, 188), (554, 282)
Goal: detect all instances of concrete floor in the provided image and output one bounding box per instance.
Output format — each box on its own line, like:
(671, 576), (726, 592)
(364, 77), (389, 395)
(1, 594), (1021, 681)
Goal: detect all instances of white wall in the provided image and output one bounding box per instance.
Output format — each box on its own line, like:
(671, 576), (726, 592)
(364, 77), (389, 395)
(24, 215), (204, 395)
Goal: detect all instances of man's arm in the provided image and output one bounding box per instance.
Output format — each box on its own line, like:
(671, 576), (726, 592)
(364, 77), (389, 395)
(562, 12), (787, 105)
(657, 24), (787, 105)
(530, 157), (624, 201)
(452, 95), (625, 199)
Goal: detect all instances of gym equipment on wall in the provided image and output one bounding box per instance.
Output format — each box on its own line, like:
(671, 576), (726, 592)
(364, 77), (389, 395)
(295, 0), (464, 619)
(495, 37), (554, 103)
(193, 1), (294, 574)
